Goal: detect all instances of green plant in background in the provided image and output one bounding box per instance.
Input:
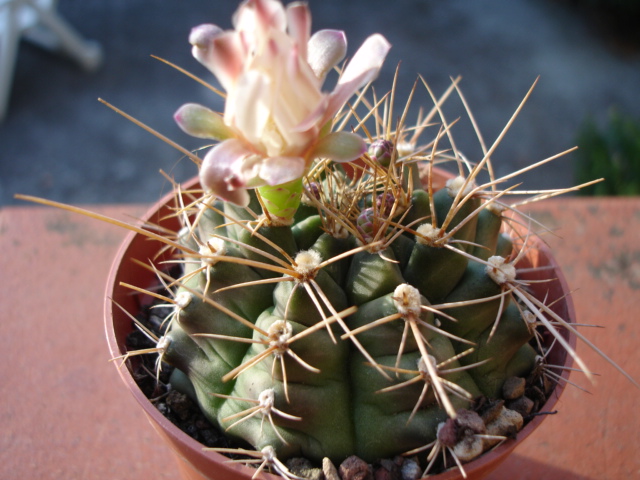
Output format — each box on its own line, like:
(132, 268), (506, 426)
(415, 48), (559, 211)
(575, 110), (640, 196)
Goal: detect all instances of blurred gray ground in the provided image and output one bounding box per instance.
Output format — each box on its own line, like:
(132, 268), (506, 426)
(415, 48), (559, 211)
(2, 0), (640, 206)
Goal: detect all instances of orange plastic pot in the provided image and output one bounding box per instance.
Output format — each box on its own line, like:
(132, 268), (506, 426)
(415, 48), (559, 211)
(104, 173), (576, 480)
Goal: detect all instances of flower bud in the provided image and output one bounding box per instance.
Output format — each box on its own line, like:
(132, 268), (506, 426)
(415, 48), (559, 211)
(368, 139), (394, 167)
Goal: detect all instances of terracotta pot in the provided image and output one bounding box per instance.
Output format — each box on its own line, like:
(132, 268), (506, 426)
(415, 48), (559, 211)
(105, 173), (576, 480)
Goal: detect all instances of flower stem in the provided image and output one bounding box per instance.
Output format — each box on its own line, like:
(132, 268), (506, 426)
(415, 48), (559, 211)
(258, 178), (304, 225)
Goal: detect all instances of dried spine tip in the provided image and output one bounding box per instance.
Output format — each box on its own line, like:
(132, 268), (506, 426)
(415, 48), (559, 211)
(393, 284), (422, 317)
(416, 223), (442, 246)
(446, 176), (475, 198)
(485, 255), (516, 285)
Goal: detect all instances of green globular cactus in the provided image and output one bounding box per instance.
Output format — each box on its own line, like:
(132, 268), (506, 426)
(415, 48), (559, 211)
(117, 0), (590, 477)
(157, 154), (550, 472)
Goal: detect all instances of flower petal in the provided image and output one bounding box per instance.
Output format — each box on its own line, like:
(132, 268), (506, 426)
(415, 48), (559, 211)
(234, 0), (287, 34)
(199, 139), (252, 206)
(259, 156), (306, 185)
(309, 131), (366, 162)
(227, 70), (272, 147)
(324, 33), (391, 122)
(190, 25), (244, 91)
(286, 2), (311, 60)
(307, 29), (347, 81)
(340, 33), (391, 84)
(292, 95), (329, 133)
(174, 103), (234, 140)
(267, 42), (323, 151)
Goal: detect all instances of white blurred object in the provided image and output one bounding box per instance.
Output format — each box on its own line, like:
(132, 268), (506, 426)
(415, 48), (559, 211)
(0, 0), (103, 121)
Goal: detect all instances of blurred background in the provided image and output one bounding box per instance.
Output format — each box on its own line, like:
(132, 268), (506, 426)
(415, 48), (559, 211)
(2, 0), (639, 206)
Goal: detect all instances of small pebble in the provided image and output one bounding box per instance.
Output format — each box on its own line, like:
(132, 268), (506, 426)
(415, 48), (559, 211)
(287, 458), (324, 480)
(375, 458), (401, 480)
(502, 377), (526, 400)
(400, 458), (421, 480)
(484, 407), (524, 448)
(437, 418), (458, 447)
(323, 457), (340, 480)
(452, 434), (484, 463)
(379, 459), (395, 472)
(339, 455), (372, 480)
(455, 409), (486, 434)
(477, 398), (505, 425)
(374, 466), (392, 480)
(527, 385), (546, 405)
(507, 395), (535, 416)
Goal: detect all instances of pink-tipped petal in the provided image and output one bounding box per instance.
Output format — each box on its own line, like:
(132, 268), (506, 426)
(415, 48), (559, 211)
(199, 139), (252, 206)
(253, 0), (287, 31)
(307, 29), (347, 80)
(286, 2), (311, 60)
(189, 24), (223, 67)
(309, 131), (366, 162)
(189, 23), (223, 50)
(211, 32), (246, 90)
(324, 33), (391, 121)
(174, 103), (233, 140)
(190, 27), (244, 91)
(234, 0), (286, 33)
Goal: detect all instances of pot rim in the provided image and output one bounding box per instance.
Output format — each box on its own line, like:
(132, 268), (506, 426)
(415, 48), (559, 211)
(104, 174), (576, 480)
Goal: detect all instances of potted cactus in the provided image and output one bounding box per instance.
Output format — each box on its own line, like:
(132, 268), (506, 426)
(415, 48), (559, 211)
(18, 0), (633, 478)
(99, 1), (582, 478)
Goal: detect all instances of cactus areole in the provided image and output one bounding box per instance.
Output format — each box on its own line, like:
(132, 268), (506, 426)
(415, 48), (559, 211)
(105, 0), (582, 478)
